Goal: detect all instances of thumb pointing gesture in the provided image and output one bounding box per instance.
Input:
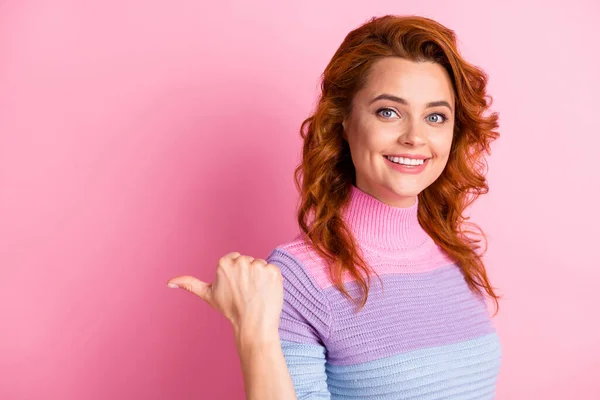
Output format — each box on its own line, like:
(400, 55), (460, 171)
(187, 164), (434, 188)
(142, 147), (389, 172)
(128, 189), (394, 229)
(167, 276), (214, 307)
(167, 251), (284, 337)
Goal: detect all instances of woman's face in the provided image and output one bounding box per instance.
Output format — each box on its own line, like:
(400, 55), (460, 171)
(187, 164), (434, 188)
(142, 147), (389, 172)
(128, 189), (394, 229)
(342, 57), (455, 208)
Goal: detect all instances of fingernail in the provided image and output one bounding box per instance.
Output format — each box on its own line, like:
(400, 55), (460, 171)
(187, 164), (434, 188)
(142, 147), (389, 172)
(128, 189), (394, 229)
(167, 283), (179, 289)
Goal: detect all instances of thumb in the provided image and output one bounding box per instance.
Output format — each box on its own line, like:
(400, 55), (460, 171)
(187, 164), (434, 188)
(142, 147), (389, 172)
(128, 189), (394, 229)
(168, 275), (213, 303)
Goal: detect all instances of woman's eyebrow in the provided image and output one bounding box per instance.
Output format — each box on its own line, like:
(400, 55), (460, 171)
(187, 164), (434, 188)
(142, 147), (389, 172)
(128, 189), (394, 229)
(369, 93), (453, 112)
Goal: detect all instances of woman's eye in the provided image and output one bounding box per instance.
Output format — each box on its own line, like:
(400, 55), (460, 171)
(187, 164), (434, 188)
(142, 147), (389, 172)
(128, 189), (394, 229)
(377, 108), (399, 119)
(427, 113), (448, 124)
(377, 108), (448, 124)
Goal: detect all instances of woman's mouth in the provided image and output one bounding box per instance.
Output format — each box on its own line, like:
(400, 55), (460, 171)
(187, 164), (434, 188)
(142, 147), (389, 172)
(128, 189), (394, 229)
(384, 155), (431, 174)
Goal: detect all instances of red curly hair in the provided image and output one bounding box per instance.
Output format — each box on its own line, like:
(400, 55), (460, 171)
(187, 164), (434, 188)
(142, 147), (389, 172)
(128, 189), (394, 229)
(294, 15), (501, 313)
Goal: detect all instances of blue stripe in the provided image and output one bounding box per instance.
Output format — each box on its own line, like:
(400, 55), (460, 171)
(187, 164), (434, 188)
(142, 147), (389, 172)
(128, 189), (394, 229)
(325, 333), (502, 399)
(281, 333), (501, 399)
(281, 340), (331, 399)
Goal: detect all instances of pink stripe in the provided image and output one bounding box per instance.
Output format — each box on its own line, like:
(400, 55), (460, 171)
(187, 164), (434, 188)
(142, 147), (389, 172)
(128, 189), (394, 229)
(279, 234), (455, 290)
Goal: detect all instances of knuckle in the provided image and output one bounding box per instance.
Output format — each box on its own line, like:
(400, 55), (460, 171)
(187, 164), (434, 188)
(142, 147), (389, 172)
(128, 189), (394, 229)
(221, 252), (240, 263)
(266, 264), (282, 278)
(251, 258), (267, 267)
(265, 262), (278, 270)
(237, 255), (254, 265)
(216, 262), (229, 276)
(219, 253), (238, 266)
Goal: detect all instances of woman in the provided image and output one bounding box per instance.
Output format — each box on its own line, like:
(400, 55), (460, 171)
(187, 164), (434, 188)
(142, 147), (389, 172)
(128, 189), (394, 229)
(168, 14), (502, 399)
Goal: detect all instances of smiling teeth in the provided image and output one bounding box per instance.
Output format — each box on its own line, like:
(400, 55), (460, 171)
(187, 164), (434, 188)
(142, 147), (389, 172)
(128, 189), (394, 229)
(386, 156), (425, 166)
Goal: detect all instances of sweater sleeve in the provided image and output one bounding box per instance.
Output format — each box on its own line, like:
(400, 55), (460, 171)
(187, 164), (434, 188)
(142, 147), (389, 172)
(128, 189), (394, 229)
(266, 248), (332, 400)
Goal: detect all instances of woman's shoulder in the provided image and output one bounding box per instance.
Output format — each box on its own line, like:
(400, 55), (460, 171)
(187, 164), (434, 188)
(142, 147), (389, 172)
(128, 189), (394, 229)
(266, 233), (335, 292)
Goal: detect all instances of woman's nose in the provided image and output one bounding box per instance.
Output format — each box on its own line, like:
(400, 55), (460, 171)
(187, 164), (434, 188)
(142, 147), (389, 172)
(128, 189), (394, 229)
(398, 123), (427, 146)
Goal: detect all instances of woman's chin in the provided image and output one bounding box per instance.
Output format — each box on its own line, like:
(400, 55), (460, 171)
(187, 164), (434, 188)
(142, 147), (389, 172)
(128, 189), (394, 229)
(377, 186), (422, 207)
(385, 184), (424, 199)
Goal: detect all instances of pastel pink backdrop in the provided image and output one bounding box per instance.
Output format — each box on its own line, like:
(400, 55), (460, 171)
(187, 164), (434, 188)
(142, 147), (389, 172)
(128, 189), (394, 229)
(1, 1), (599, 399)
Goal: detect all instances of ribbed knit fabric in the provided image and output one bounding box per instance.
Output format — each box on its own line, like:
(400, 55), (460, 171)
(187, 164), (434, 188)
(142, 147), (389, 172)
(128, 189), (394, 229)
(266, 185), (502, 399)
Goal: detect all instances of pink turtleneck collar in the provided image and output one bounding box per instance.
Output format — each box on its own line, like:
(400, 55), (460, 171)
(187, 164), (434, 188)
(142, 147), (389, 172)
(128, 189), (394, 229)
(342, 185), (431, 251)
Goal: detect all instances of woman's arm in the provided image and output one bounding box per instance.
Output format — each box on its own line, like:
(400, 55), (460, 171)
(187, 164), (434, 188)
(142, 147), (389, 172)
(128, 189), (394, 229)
(235, 332), (297, 400)
(167, 252), (298, 399)
(266, 249), (332, 399)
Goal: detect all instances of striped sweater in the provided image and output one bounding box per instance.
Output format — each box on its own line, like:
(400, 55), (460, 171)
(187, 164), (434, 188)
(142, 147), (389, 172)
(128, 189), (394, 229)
(266, 185), (502, 399)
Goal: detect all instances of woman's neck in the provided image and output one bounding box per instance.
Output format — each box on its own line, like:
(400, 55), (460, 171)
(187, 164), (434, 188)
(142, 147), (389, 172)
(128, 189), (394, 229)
(341, 185), (430, 250)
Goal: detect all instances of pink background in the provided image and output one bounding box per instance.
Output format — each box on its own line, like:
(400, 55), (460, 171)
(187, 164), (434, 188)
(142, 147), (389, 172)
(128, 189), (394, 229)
(1, 1), (599, 399)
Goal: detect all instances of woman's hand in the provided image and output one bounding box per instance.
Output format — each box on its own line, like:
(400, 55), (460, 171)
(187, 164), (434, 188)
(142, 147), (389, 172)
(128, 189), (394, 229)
(167, 252), (284, 347)
(168, 252), (298, 399)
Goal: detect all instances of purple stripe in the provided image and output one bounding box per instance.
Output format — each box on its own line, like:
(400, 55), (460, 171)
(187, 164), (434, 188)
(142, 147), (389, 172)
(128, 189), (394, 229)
(268, 249), (332, 345)
(323, 263), (496, 366)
